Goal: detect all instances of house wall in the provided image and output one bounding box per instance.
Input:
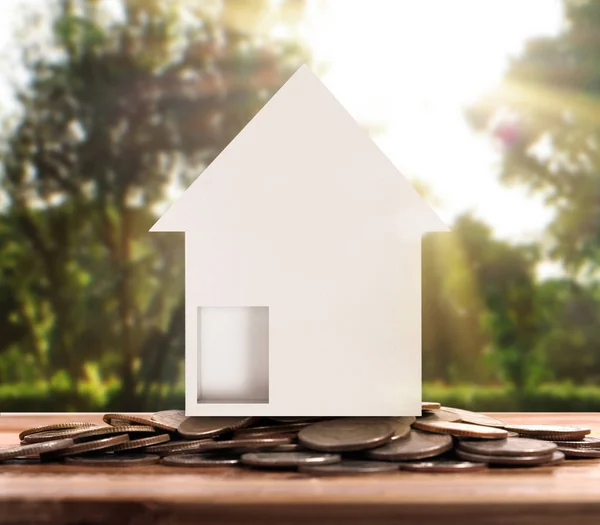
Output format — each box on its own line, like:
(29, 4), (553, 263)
(184, 229), (423, 417)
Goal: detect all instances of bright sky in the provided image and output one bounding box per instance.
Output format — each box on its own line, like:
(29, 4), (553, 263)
(0, 0), (565, 276)
(303, 0), (563, 241)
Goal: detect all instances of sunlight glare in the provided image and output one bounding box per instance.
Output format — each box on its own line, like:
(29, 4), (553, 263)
(300, 0), (563, 257)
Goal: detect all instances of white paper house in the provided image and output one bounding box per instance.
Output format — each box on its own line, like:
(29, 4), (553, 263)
(150, 65), (448, 417)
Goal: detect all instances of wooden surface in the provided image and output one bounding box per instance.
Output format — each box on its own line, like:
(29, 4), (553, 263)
(0, 413), (599, 525)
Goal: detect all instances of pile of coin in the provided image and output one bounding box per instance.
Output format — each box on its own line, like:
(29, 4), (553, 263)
(1, 404), (598, 474)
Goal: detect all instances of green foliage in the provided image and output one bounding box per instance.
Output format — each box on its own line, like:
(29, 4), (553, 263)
(456, 0), (600, 400)
(0, 0), (307, 410)
(466, 0), (600, 276)
(0, 377), (184, 412)
(423, 214), (541, 390)
(423, 382), (600, 412)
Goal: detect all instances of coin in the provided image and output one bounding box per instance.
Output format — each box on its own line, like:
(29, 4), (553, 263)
(399, 460), (487, 473)
(545, 451), (566, 466)
(383, 417), (415, 441)
(234, 421), (313, 437)
(22, 425), (155, 444)
(103, 413), (177, 432)
(299, 459), (400, 476)
(43, 434), (130, 458)
(556, 447), (600, 459)
(144, 439), (212, 456)
(18, 422), (97, 441)
(177, 417), (255, 439)
(162, 454), (240, 467)
(241, 451), (341, 468)
(442, 407), (505, 428)
(226, 432), (296, 451)
(270, 443), (304, 452)
(416, 409), (462, 423)
(298, 418), (394, 452)
(413, 420), (508, 439)
(268, 417), (322, 423)
(364, 417), (414, 441)
(168, 436), (292, 456)
(106, 433), (171, 452)
(64, 453), (160, 466)
(504, 425), (591, 441)
(151, 410), (188, 431)
(0, 438), (75, 461)
(421, 402), (441, 411)
(9, 411), (596, 474)
(366, 430), (453, 461)
(550, 436), (600, 449)
(456, 448), (554, 466)
(0, 458), (41, 465)
(457, 437), (557, 457)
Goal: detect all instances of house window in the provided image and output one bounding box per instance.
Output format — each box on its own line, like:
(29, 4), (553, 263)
(197, 306), (269, 404)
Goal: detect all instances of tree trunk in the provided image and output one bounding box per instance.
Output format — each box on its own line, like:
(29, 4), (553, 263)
(117, 206), (137, 409)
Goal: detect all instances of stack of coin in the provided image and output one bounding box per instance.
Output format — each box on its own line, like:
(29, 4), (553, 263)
(1, 405), (597, 475)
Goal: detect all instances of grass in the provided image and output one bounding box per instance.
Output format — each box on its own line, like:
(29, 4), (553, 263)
(423, 382), (600, 412)
(1, 381), (599, 412)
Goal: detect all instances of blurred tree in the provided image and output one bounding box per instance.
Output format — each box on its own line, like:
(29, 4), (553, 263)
(534, 278), (600, 384)
(466, 0), (600, 277)
(0, 0), (307, 409)
(423, 214), (540, 389)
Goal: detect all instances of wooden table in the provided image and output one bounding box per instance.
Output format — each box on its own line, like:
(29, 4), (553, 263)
(0, 413), (599, 525)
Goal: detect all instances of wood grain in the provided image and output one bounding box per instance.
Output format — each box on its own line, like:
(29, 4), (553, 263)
(0, 413), (599, 525)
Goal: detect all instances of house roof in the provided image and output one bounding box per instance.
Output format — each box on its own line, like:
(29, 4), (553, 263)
(150, 64), (448, 235)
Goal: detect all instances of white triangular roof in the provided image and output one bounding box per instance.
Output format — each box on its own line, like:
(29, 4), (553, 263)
(150, 64), (447, 234)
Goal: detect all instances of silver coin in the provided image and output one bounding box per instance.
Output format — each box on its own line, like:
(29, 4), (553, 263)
(298, 418), (394, 452)
(103, 413), (177, 433)
(42, 434), (130, 458)
(551, 436), (600, 449)
(456, 448), (554, 466)
(64, 454), (160, 467)
(151, 410), (188, 432)
(373, 417), (415, 441)
(107, 433), (171, 453)
(241, 451), (341, 468)
(166, 436), (292, 456)
(144, 439), (212, 456)
(366, 430), (453, 461)
(441, 407), (505, 428)
(234, 421), (313, 437)
(299, 459), (399, 476)
(162, 454), (240, 467)
(268, 418), (323, 423)
(416, 409), (462, 424)
(556, 447), (600, 459)
(19, 422), (97, 441)
(178, 417), (255, 439)
(0, 438), (75, 461)
(413, 420), (508, 439)
(458, 437), (557, 457)
(504, 424), (590, 440)
(545, 451), (566, 466)
(22, 425), (155, 444)
(399, 460), (487, 473)
(269, 443), (304, 452)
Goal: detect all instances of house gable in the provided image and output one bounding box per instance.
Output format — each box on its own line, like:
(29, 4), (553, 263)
(150, 64), (448, 237)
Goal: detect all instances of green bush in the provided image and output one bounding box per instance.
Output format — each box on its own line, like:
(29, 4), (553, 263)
(0, 380), (184, 412)
(1, 381), (599, 412)
(423, 382), (600, 412)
